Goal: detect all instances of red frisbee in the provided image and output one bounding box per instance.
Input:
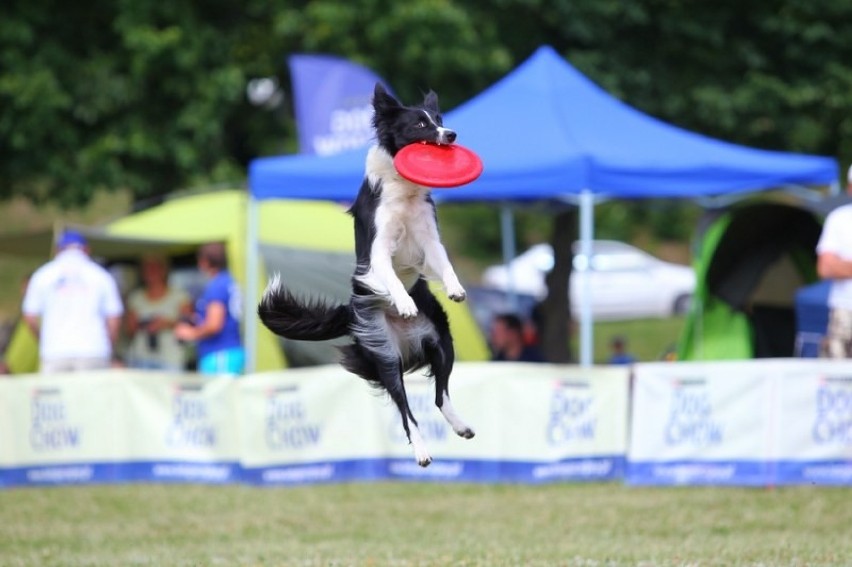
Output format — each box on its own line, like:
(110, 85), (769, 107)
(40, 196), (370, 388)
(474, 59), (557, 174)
(394, 142), (483, 188)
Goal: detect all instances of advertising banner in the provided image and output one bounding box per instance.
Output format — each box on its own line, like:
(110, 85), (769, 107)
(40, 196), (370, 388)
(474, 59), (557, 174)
(237, 366), (388, 485)
(628, 361), (772, 486)
(288, 54), (391, 156)
(771, 360), (852, 485)
(238, 363), (630, 486)
(5, 360), (852, 488)
(117, 372), (241, 483)
(0, 373), (123, 487)
(375, 363), (630, 484)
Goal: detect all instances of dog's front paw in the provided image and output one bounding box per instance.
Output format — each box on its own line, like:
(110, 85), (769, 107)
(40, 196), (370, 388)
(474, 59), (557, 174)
(395, 296), (419, 319)
(447, 286), (466, 303)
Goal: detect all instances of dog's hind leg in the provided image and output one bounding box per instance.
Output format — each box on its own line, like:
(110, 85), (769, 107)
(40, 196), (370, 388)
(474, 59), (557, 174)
(343, 343), (432, 466)
(384, 363), (432, 467)
(427, 335), (475, 439)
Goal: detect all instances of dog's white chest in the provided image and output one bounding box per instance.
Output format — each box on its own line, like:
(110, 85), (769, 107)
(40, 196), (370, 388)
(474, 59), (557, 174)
(375, 187), (435, 274)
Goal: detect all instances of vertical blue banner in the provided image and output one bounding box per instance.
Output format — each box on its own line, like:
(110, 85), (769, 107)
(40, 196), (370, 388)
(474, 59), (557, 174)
(288, 54), (393, 156)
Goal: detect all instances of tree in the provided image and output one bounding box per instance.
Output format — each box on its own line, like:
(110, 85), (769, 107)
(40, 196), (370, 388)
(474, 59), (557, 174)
(539, 209), (576, 363)
(0, 0), (515, 206)
(0, 1), (259, 205)
(5, 0), (852, 208)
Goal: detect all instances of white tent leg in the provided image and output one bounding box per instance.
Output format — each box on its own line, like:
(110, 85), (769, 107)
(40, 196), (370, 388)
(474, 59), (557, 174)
(244, 196), (260, 373)
(579, 190), (595, 367)
(500, 204), (519, 312)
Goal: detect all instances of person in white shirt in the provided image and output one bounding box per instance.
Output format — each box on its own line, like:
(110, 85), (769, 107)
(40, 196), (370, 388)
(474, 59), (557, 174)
(22, 230), (124, 373)
(816, 165), (852, 358)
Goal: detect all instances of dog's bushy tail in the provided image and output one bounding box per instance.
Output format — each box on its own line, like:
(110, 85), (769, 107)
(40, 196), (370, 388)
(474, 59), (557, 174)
(258, 276), (350, 341)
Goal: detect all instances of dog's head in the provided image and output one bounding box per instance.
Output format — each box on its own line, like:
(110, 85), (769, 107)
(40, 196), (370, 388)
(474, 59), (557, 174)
(372, 83), (456, 156)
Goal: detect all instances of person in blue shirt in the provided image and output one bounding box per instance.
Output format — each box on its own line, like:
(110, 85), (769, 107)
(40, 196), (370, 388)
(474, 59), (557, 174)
(175, 242), (244, 376)
(608, 335), (637, 365)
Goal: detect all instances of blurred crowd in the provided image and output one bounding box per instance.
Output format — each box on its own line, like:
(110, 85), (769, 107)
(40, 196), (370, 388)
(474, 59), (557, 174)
(0, 232), (244, 377)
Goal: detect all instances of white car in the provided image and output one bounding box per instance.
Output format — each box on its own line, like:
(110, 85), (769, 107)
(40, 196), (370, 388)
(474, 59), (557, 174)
(481, 240), (695, 320)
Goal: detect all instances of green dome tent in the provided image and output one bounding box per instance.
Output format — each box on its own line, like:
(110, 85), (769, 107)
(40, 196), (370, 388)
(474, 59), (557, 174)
(677, 201), (823, 360)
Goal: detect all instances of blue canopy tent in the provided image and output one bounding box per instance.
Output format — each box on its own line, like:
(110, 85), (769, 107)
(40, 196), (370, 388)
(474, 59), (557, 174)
(246, 45), (837, 370)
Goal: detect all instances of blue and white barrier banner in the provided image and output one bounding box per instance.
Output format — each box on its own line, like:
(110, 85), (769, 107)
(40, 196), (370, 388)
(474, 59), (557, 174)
(772, 361), (852, 485)
(628, 360), (852, 486)
(0, 373), (124, 486)
(240, 363), (629, 485)
(0, 363), (629, 487)
(118, 373), (241, 484)
(237, 367), (388, 485)
(369, 363), (628, 484)
(4, 360), (852, 488)
(0, 372), (242, 487)
(628, 361), (771, 486)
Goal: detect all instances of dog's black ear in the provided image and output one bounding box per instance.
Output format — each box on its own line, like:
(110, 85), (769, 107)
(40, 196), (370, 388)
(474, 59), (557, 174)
(423, 90), (440, 113)
(373, 82), (400, 111)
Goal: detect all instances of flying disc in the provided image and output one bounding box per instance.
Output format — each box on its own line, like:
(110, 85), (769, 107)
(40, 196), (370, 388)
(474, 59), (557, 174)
(394, 142), (483, 188)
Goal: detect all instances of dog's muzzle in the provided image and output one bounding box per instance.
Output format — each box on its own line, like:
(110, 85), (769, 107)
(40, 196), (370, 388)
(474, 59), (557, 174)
(436, 127), (457, 145)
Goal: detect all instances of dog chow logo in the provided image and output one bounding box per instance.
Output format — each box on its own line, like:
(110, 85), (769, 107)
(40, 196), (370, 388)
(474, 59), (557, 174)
(813, 376), (852, 445)
(664, 379), (723, 447)
(388, 391), (448, 444)
(265, 386), (322, 450)
(165, 386), (217, 449)
(30, 388), (82, 452)
(546, 381), (596, 446)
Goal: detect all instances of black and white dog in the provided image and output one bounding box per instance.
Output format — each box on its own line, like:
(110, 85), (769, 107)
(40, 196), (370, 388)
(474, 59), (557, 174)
(258, 83), (475, 467)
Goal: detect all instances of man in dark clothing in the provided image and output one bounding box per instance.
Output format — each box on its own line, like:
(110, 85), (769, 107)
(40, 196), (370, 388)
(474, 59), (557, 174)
(489, 313), (546, 363)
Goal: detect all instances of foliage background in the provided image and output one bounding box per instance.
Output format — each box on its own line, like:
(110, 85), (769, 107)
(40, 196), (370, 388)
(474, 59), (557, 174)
(3, 0), (849, 210)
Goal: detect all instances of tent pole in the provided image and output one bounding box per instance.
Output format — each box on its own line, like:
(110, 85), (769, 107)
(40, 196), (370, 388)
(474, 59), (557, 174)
(579, 190), (595, 367)
(500, 204), (519, 312)
(244, 195), (260, 374)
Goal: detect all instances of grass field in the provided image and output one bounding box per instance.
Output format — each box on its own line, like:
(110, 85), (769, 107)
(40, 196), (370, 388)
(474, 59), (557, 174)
(1, 482), (849, 566)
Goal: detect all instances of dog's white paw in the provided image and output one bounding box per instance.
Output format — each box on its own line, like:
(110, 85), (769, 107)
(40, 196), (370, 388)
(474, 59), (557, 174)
(455, 425), (476, 439)
(415, 451), (433, 468)
(395, 296), (419, 319)
(409, 425), (432, 467)
(447, 284), (466, 303)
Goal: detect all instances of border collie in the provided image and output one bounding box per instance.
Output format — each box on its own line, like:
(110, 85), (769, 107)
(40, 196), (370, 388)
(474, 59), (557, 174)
(258, 83), (475, 467)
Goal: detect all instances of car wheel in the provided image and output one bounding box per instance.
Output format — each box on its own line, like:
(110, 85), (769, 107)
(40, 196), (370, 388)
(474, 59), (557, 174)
(673, 294), (692, 315)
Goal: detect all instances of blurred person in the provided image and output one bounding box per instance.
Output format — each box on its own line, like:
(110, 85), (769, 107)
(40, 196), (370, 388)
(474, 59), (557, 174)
(22, 230), (124, 373)
(489, 312), (545, 362)
(174, 242), (244, 376)
(608, 335), (636, 365)
(816, 164), (852, 358)
(125, 254), (192, 371)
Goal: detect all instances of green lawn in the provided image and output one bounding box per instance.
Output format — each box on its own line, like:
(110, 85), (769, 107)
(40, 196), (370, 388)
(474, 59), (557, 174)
(0, 482), (849, 566)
